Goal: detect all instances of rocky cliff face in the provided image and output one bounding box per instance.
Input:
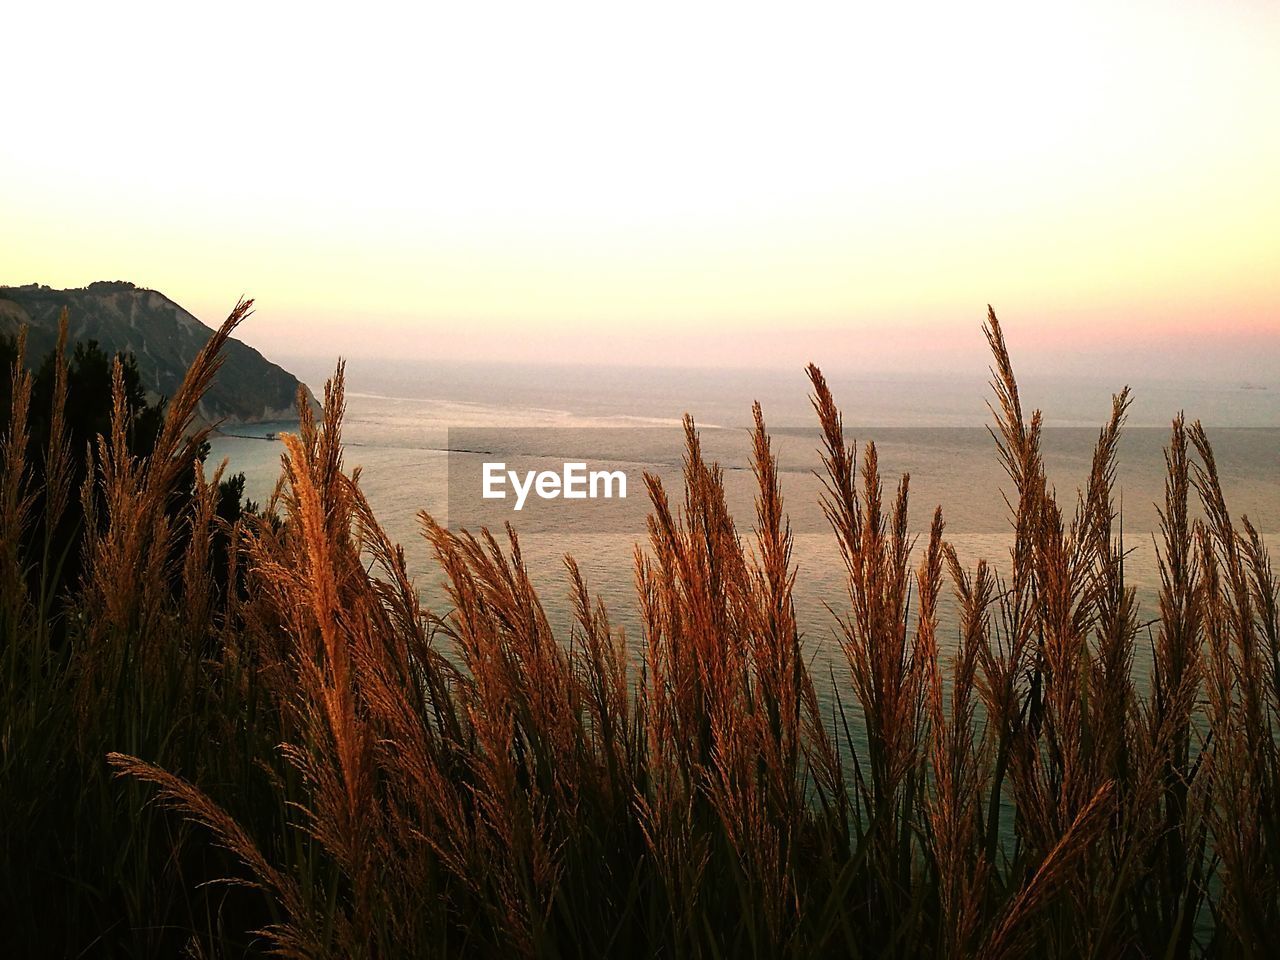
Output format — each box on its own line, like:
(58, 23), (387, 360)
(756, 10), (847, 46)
(0, 281), (316, 424)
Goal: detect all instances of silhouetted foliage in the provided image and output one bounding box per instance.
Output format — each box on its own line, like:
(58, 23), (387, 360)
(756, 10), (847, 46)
(1, 330), (254, 641)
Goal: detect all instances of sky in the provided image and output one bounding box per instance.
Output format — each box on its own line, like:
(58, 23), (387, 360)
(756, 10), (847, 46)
(3, 0), (1278, 376)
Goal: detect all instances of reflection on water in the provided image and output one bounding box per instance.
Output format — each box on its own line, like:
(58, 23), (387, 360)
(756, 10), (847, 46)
(208, 371), (1279, 715)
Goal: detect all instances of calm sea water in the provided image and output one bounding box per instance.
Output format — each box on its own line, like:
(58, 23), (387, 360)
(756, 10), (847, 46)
(209, 360), (1280, 709)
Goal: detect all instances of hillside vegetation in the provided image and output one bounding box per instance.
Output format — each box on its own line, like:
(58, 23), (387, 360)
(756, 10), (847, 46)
(0, 281), (314, 423)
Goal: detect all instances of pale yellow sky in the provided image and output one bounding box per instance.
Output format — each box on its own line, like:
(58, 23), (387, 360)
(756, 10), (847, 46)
(3, 0), (1278, 370)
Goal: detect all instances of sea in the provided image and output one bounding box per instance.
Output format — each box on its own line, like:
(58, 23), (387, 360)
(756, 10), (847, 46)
(208, 359), (1280, 710)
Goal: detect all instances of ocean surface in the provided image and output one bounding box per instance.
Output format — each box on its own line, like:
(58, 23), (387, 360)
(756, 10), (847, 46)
(209, 359), (1280, 709)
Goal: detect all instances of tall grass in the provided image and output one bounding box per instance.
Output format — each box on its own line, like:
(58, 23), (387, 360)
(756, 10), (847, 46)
(2, 304), (1278, 956)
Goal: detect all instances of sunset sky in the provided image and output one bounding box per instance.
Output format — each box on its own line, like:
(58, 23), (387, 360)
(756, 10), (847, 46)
(3, 0), (1278, 374)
